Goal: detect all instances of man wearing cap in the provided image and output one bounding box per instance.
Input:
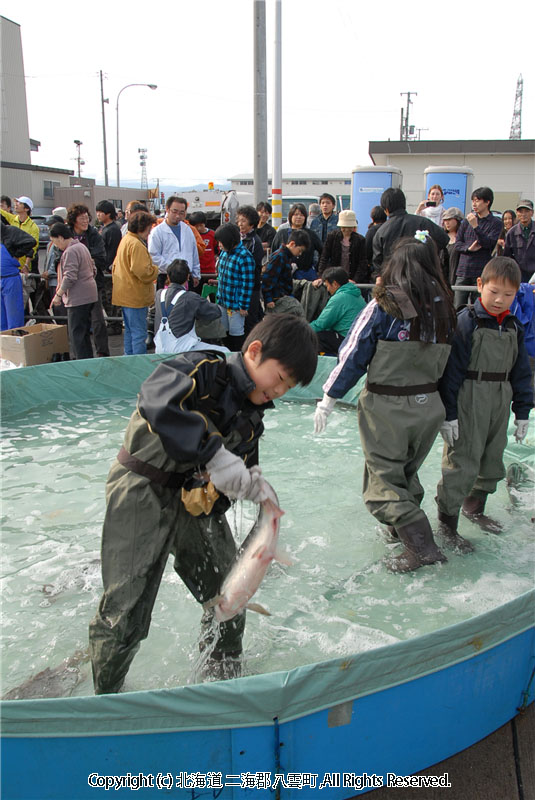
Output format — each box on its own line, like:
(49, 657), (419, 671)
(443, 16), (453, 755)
(504, 200), (535, 283)
(2, 196), (39, 273)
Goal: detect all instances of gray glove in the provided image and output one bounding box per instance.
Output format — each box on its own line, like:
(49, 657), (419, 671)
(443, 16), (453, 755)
(314, 394), (336, 434)
(440, 419), (459, 448)
(514, 418), (529, 444)
(206, 447), (268, 503)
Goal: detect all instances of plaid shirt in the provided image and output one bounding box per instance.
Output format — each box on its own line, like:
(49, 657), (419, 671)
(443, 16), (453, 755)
(216, 242), (255, 311)
(454, 213), (502, 279)
(261, 245), (293, 304)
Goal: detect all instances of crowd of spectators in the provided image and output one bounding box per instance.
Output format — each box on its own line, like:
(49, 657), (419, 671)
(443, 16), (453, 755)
(1, 186), (533, 364)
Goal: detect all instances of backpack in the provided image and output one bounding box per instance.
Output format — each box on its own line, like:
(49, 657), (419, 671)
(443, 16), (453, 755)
(154, 287), (186, 354)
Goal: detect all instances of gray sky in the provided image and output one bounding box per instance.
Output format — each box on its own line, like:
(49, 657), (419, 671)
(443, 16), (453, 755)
(10, 0), (535, 189)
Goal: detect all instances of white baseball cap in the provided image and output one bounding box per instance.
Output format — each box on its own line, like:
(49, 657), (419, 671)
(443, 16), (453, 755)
(16, 196), (34, 212)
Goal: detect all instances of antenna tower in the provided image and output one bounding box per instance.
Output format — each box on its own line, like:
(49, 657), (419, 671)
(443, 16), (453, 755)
(509, 74), (523, 140)
(138, 148), (148, 190)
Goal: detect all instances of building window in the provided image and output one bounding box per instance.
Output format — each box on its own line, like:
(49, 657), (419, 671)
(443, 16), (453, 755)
(43, 180), (60, 198)
(239, 180), (253, 185)
(344, 180), (351, 185)
(312, 180), (328, 185)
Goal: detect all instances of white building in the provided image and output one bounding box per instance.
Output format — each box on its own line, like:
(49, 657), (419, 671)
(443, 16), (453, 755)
(368, 140), (535, 214)
(229, 172), (352, 209)
(1, 15), (75, 212)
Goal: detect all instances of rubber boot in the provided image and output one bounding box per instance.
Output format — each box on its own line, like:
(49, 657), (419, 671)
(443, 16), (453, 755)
(386, 517), (447, 574)
(437, 510), (475, 554)
(461, 494), (502, 534)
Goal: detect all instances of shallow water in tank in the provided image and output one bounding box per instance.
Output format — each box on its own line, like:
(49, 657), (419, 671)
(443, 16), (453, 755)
(1, 398), (533, 698)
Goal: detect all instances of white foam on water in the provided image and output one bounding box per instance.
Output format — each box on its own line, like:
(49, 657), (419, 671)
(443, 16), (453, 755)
(1, 398), (533, 698)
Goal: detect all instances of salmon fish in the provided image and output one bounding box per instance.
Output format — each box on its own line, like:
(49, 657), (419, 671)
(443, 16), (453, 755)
(211, 483), (289, 623)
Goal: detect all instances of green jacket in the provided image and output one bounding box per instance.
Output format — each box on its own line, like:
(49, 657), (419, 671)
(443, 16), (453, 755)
(310, 282), (366, 337)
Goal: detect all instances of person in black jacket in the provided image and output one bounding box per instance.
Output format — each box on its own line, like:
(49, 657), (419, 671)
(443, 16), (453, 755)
(317, 209), (368, 283)
(436, 257), (533, 551)
(271, 203), (323, 280)
(88, 314), (318, 692)
(66, 204), (110, 356)
(373, 188), (449, 277)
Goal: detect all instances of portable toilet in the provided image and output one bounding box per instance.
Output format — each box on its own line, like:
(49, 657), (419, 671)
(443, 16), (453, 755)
(351, 166), (402, 231)
(423, 166), (474, 215)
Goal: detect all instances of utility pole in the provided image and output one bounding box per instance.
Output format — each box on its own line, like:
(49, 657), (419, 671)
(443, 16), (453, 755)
(253, 0), (268, 206)
(272, 0), (282, 229)
(400, 91), (417, 141)
(100, 71), (109, 186)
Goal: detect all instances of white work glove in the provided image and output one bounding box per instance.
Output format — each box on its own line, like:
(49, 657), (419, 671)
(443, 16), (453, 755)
(514, 418), (529, 444)
(206, 447), (268, 503)
(440, 419), (459, 448)
(314, 394), (336, 435)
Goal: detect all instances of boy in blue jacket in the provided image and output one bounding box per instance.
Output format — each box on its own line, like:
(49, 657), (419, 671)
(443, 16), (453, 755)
(436, 257), (533, 551)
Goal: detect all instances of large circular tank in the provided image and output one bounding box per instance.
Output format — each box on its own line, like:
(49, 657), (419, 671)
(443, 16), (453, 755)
(1, 355), (533, 799)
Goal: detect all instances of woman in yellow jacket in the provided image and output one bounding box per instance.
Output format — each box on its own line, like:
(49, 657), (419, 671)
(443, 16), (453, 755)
(112, 211), (159, 354)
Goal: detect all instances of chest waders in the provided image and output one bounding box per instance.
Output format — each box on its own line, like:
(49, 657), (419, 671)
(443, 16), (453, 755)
(89, 370), (260, 693)
(358, 339), (451, 573)
(436, 317), (518, 540)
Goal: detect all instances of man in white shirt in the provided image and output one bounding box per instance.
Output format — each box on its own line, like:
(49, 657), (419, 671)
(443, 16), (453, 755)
(148, 196), (200, 289)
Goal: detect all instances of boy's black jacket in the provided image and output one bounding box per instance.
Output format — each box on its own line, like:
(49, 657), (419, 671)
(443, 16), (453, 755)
(138, 351), (273, 468)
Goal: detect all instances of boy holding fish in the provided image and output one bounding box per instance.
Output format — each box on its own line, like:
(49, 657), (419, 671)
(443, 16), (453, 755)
(89, 314), (317, 692)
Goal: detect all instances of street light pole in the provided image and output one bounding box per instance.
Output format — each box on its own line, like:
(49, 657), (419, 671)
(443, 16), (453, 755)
(116, 83), (157, 187)
(100, 70), (109, 187)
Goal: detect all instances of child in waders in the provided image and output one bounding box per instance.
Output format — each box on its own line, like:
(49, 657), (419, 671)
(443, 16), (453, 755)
(314, 234), (457, 573)
(89, 314), (318, 693)
(435, 257), (532, 550)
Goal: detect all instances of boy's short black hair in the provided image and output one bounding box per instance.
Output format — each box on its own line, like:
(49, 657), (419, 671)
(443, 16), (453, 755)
(480, 256), (521, 290)
(256, 201), (272, 214)
(167, 259), (190, 284)
(319, 193), (336, 206)
(189, 211), (206, 226)
(95, 200), (116, 219)
(471, 186), (494, 209)
(214, 222), (241, 251)
(243, 314), (318, 386)
(237, 205), (260, 229)
(380, 188), (406, 213)
(323, 267), (349, 286)
(287, 229), (310, 248)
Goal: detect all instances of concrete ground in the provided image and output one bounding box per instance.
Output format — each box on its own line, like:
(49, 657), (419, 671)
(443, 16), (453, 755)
(350, 703), (534, 800)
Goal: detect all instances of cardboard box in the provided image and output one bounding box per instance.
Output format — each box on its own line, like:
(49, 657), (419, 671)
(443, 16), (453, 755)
(0, 323), (70, 367)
